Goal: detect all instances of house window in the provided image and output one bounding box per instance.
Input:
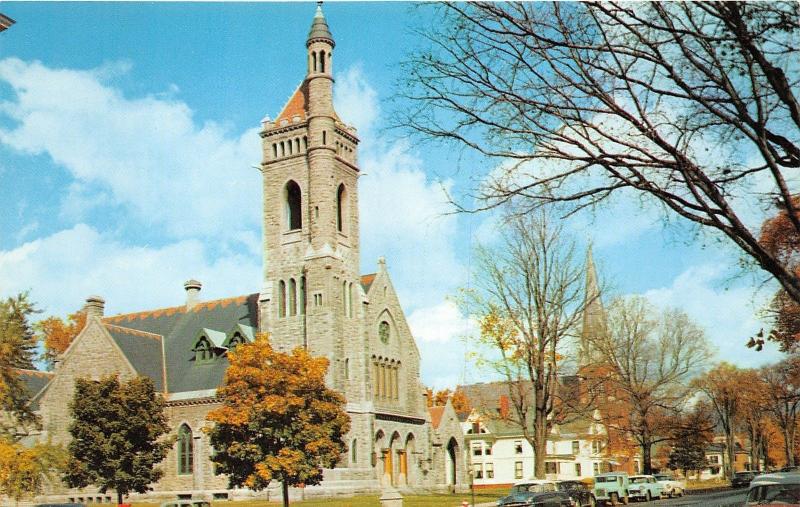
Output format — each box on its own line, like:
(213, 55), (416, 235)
(514, 461), (523, 479)
(514, 441), (523, 454)
(472, 445), (482, 456)
(485, 445), (492, 456)
(228, 333), (244, 350)
(486, 462), (494, 479)
(593, 463), (600, 475)
(473, 463), (483, 479)
(575, 463), (582, 476)
(572, 441), (580, 455)
(592, 440), (601, 454)
(177, 424), (194, 475)
(708, 455), (720, 464)
(545, 462), (558, 474)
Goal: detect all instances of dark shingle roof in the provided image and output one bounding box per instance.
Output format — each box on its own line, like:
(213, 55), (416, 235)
(17, 369), (54, 411)
(104, 324), (166, 392)
(103, 294), (259, 394)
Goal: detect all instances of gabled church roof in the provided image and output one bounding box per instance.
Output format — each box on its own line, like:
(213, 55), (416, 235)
(360, 273), (377, 293)
(101, 294), (260, 395)
(273, 80), (342, 128)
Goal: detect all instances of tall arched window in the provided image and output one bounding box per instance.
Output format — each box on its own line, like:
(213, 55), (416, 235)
(342, 281), (347, 316)
(285, 180), (302, 230)
(379, 321), (390, 344)
(300, 276), (306, 315)
(337, 184), (346, 232)
(320, 50), (326, 73)
(194, 336), (213, 363)
(351, 438), (357, 464)
(349, 282), (354, 318)
(312, 51), (317, 72)
(177, 424), (194, 475)
(345, 358), (350, 380)
(289, 278), (297, 316)
(279, 280), (286, 317)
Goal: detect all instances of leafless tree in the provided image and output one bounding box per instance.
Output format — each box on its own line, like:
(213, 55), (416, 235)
(761, 356), (800, 467)
(590, 296), (711, 474)
(400, 2), (800, 302)
(459, 210), (586, 478)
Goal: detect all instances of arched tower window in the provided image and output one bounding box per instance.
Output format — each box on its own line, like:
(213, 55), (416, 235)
(177, 424), (194, 475)
(295, 138), (300, 153)
(289, 278), (297, 316)
(351, 438), (357, 464)
(228, 332), (244, 350)
(300, 276), (306, 315)
(312, 51), (317, 73)
(279, 280), (286, 318)
(320, 50), (326, 73)
(285, 180), (302, 230)
(349, 282), (354, 318)
(345, 358), (350, 380)
(337, 184), (346, 232)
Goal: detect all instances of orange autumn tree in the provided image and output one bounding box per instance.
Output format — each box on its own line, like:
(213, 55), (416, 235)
(207, 334), (350, 507)
(37, 311), (86, 368)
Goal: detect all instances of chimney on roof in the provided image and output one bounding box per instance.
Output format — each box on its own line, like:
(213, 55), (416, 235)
(184, 279), (202, 309)
(84, 296), (105, 318)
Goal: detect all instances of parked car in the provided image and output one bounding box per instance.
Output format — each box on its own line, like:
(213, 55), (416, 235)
(733, 471), (758, 488)
(557, 480), (596, 507)
(628, 475), (665, 502)
(654, 472), (686, 497)
(498, 479), (573, 506)
(747, 472), (800, 506)
(160, 502), (211, 507)
(593, 472), (629, 505)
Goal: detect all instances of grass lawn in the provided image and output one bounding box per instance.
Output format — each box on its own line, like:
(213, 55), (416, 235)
(131, 487), (507, 507)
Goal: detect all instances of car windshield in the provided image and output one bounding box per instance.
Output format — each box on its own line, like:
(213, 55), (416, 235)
(596, 476), (619, 483)
(748, 484), (800, 504)
(630, 477), (649, 484)
(512, 484), (551, 493)
(655, 475), (672, 480)
(559, 482), (582, 490)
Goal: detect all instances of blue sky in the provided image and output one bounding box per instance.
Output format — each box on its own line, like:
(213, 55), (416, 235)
(0, 2), (785, 388)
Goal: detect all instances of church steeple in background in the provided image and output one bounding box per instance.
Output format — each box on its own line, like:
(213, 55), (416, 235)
(579, 245), (605, 368)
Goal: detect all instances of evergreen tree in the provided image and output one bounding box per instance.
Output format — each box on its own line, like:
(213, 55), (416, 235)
(667, 406), (713, 476)
(0, 292), (40, 438)
(207, 334), (350, 507)
(64, 375), (171, 504)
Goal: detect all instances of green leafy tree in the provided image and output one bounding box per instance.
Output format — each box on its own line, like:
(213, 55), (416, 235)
(207, 334), (350, 507)
(64, 375), (171, 504)
(0, 292), (40, 438)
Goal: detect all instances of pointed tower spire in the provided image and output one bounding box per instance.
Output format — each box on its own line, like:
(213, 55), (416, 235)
(307, 2), (334, 47)
(579, 245), (605, 367)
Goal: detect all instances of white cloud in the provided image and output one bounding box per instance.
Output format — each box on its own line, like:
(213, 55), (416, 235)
(408, 300), (476, 343)
(0, 224), (260, 318)
(644, 263), (782, 368)
(0, 58), (262, 241)
(334, 65), (465, 311)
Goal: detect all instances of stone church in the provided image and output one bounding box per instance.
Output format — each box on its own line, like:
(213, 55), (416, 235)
(29, 5), (466, 502)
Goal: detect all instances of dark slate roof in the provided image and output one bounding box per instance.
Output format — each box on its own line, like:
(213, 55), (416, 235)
(105, 324), (165, 392)
(17, 369), (54, 411)
(307, 4), (333, 44)
(102, 294), (259, 394)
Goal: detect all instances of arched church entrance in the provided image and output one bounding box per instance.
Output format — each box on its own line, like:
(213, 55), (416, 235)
(387, 431), (401, 486)
(399, 433), (415, 485)
(446, 437), (459, 487)
(375, 430), (388, 486)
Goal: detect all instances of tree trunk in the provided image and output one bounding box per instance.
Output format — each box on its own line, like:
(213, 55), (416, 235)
(282, 480), (290, 507)
(725, 432), (736, 479)
(117, 491), (123, 505)
(532, 410), (548, 478)
(642, 440), (653, 475)
(784, 425), (794, 467)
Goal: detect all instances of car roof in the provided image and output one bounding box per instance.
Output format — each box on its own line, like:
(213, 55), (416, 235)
(750, 472), (800, 488)
(513, 479), (557, 486)
(596, 472), (628, 477)
(630, 475), (653, 479)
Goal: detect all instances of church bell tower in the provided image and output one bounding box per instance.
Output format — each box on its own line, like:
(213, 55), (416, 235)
(257, 3), (361, 392)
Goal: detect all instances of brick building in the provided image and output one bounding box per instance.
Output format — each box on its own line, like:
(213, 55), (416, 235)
(29, 5), (465, 502)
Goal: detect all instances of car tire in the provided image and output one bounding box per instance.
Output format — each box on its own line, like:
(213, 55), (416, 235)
(646, 491), (651, 503)
(589, 496), (596, 507)
(610, 492), (619, 506)
(621, 494), (629, 505)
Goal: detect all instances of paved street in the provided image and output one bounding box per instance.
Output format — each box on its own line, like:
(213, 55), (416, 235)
(645, 489), (747, 507)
